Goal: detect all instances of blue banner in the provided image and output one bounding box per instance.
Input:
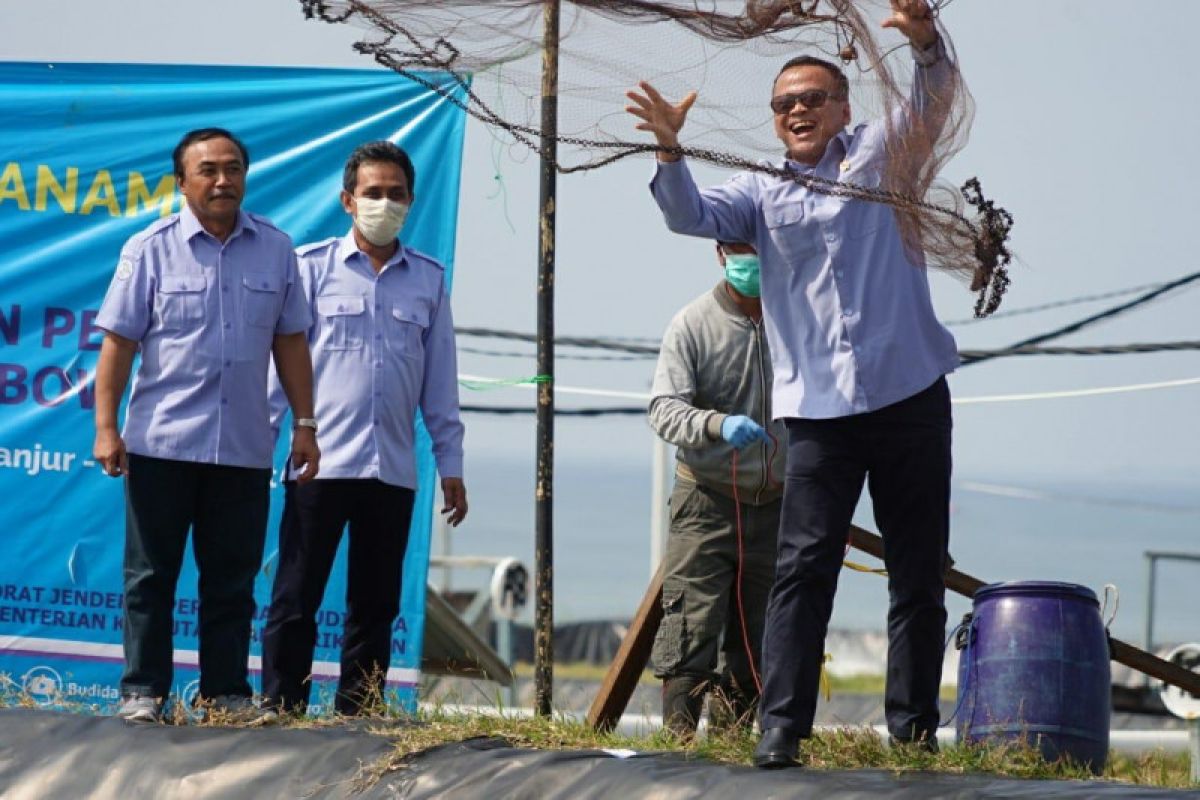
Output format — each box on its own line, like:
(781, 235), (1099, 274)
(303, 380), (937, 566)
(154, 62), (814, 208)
(0, 62), (467, 713)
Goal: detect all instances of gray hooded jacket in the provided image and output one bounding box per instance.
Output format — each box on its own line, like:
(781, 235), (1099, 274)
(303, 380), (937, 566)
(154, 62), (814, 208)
(649, 282), (786, 505)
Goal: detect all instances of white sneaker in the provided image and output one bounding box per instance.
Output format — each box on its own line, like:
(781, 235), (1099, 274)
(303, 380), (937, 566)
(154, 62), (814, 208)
(117, 694), (162, 723)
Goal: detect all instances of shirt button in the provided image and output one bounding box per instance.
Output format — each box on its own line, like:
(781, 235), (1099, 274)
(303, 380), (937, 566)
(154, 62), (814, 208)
(375, 361), (382, 368)
(375, 334), (382, 341)
(221, 398), (229, 405)
(375, 304), (382, 312)
(373, 419), (380, 426)
(843, 308), (854, 316)
(224, 360), (231, 367)
(222, 285), (229, 293)
(224, 322), (232, 329)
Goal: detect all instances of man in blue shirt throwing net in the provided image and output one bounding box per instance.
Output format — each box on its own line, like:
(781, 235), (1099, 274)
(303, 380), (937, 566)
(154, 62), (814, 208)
(628, 0), (960, 767)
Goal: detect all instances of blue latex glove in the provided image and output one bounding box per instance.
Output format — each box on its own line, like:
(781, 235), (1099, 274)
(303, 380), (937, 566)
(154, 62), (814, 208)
(720, 415), (766, 449)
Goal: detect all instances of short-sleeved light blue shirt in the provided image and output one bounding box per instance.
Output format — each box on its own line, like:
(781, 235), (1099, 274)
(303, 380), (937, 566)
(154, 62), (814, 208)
(95, 205), (311, 468)
(650, 42), (961, 420)
(272, 233), (464, 489)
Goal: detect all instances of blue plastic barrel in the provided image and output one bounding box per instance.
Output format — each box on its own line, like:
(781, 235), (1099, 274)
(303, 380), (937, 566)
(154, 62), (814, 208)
(955, 581), (1111, 773)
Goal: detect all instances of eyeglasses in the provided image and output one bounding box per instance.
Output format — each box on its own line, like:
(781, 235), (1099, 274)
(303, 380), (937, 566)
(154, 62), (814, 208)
(769, 89), (843, 114)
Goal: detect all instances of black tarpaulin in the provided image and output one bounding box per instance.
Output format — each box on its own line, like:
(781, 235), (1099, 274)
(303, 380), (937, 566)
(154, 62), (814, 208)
(395, 739), (1199, 800)
(0, 709), (394, 798)
(1, 710), (1197, 799)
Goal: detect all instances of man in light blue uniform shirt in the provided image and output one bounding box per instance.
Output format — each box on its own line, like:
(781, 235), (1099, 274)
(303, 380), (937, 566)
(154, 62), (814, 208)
(628, 0), (960, 767)
(93, 127), (318, 724)
(261, 141), (467, 716)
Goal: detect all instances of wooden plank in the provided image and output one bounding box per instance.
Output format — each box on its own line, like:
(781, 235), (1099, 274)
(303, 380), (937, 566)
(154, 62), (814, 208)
(587, 562), (665, 732)
(848, 525), (986, 597)
(848, 524), (1200, 698)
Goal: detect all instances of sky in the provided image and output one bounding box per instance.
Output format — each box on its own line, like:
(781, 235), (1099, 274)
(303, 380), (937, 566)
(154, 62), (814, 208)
(3, 0), (1198, 642)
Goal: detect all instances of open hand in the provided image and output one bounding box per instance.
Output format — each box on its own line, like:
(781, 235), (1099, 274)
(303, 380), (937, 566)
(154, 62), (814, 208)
(625, 81), (697, 159)
(881, 0), (938, 50)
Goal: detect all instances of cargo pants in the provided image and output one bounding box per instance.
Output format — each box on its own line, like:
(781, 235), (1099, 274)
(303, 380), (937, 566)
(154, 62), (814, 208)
(651, 477), (780, 731)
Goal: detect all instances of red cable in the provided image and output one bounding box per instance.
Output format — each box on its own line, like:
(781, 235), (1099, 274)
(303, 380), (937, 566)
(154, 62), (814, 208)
(731, 448), (764, 695)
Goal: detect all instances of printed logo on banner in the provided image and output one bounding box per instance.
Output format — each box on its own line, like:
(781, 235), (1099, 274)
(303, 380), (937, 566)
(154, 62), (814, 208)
(180, 678), (202, 721)
(21, 665), (63, 705)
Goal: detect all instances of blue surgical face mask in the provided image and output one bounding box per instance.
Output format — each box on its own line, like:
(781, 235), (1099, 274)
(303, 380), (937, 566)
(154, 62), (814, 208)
(723, 253), (761, 297)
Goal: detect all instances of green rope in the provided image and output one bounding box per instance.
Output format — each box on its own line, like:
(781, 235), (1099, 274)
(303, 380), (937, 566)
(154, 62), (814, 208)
(458, 374), (551, 392)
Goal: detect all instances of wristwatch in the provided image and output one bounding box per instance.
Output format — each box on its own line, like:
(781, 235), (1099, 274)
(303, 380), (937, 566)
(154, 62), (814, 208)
(294, 417), (318, 433)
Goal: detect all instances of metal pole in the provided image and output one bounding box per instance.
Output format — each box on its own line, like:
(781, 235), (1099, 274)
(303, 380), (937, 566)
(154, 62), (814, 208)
(1143, 553), (1156, 653)
(534, 0), (560, 719)
(1190, 718), (1200, 784)
(1144, 553), (1157, 686)
(649, 437), (670, 578)
(498, 618), (516, 709)
(436, 509), (452, 593)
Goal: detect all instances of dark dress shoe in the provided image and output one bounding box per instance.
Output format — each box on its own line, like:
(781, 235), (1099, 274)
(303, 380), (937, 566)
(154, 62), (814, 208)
(753, 727), (801, 769)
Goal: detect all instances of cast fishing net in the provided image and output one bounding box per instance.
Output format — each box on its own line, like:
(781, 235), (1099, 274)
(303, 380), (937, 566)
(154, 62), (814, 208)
(299, 0), (1011, 316)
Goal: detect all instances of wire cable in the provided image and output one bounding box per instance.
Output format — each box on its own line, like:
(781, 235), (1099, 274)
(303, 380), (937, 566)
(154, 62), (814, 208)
(960, 270), (1200, 367)
(942, 280), (1172, 326)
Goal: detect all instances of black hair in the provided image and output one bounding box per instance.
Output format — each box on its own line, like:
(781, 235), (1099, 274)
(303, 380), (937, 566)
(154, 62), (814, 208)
(774, 55), (850, 100)
(342, 140), (416, 194)
(172, 128), (249, 180)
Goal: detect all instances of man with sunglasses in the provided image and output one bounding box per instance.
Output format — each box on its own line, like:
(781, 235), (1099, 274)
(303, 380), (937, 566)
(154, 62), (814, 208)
(627, 0), (958, 768)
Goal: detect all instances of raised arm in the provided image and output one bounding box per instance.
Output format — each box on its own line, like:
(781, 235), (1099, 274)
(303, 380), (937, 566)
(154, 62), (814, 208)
(625, 81), (697, 163)
(881, 0), (960, 149)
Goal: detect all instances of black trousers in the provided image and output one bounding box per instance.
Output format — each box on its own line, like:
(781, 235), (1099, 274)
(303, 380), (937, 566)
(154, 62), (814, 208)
(260, 479), (415, 715)
(759, 377), (952, 740)
(121, 454), (271, 699)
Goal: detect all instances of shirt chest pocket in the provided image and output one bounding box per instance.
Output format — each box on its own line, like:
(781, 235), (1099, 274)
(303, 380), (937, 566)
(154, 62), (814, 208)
(155, 275), (207, 329)
(242, 272), (283, 328)
(386, 302), (430, 360)
(316, 294), (366, 351)
(764, 199), (820, 266)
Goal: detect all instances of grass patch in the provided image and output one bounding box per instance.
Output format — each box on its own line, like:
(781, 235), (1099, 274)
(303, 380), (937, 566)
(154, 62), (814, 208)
(336, 707), (1197, 791)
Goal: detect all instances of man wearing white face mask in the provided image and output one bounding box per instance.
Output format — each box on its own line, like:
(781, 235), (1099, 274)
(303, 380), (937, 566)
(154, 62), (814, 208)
(647, 241), (787, 737)
(261, 141), (467, 716)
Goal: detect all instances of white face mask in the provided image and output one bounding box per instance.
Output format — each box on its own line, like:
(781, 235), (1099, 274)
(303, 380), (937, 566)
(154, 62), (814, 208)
(353, 197), (409, 246)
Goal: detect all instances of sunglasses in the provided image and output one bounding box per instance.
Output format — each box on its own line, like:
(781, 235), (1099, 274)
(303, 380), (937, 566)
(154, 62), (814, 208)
(769, 89), (843, 114)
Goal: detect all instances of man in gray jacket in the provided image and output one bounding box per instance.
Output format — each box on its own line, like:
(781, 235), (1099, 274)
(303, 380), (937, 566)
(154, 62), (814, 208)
(648, 241), (787, 737)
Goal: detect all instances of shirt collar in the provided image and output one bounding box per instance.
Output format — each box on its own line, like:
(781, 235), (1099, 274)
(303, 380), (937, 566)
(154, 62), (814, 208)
(779, 127), (852, 172)
(338, 229), (408, 271)
(711, 280), (758, 324)
(179, 203), (255, 242)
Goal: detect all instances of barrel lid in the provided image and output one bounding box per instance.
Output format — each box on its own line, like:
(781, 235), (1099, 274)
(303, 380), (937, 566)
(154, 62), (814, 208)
(973, 580), (1098, 604)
